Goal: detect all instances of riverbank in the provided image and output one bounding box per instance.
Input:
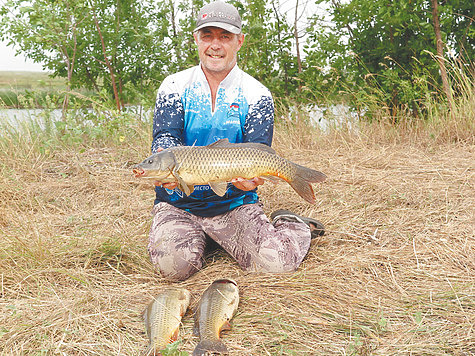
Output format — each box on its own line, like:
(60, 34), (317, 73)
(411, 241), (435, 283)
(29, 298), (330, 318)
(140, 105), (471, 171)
(0, 115), (473, 354)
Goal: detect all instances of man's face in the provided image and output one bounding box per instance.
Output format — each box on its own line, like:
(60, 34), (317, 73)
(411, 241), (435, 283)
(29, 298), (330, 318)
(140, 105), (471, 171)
(193, 27), (244, 77)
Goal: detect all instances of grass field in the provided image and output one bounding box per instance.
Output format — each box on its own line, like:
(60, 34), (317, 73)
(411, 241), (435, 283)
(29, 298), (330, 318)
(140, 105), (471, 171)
(0, 71), (70, 108)
(0, 71), (64, 90)
(0, 105), (473, 355)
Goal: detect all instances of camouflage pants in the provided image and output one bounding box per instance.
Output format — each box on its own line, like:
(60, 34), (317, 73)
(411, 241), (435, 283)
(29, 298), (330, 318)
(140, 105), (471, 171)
(148, 202), (311, 281)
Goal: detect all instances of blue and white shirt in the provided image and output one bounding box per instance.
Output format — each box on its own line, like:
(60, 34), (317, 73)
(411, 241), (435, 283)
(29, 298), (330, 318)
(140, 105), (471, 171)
(152, 64), (274, 217)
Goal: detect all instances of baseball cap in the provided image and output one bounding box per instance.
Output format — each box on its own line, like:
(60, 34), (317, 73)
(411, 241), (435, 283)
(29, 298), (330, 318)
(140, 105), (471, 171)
(194, 1), (242, 34)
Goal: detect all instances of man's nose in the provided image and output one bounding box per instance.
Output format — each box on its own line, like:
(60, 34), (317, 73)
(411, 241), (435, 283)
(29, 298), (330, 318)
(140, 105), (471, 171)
(210, 37), (222, 49)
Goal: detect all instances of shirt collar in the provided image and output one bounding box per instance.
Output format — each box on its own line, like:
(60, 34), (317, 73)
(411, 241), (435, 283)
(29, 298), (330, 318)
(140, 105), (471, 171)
(197, 63), (241, 88)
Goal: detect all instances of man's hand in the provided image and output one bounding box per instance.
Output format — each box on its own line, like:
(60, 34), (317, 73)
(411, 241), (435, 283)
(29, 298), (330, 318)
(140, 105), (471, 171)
(152, 146), (178, 190)
(231, 177), (264, 191)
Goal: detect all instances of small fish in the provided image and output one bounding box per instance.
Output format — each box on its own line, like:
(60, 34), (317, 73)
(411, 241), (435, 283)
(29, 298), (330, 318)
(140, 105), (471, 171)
(133, 139), (326, 204)
(193, 279), (240, 355)
(143, 288), (191, 355)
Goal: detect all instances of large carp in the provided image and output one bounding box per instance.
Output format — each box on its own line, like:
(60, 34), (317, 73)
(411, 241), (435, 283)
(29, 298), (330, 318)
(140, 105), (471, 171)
(193, 279), (240, 355)
(143, 288), (191, 355)
(133, 139), (326, 204)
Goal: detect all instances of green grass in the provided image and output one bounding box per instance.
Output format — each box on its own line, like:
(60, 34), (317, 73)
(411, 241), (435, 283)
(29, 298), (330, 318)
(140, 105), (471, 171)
(0, 71), (65, 90)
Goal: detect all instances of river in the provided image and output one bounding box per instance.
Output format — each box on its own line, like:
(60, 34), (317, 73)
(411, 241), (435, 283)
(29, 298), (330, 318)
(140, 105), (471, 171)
(0, 104), (358, 132)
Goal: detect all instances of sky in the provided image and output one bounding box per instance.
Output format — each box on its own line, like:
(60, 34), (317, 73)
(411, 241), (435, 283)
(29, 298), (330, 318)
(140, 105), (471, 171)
(0, 41), (45, 72)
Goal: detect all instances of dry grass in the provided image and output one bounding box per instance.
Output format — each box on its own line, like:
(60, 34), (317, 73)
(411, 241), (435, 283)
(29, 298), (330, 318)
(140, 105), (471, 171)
(0, 115), (474, 355)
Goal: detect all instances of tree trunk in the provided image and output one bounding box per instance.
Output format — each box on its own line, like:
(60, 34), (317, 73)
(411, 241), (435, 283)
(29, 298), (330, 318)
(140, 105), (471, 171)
(294, 0), (302, 93)
(271, 0), (289, 95)
(431, 0), (454, 114)
(92, 9), (121, 112)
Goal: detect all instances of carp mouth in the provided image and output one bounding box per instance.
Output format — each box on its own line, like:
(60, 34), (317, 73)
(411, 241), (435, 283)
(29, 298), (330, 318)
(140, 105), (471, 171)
(133, 168), (145, 177)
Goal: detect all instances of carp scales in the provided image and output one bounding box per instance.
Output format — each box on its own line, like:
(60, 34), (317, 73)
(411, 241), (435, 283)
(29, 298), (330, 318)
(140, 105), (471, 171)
(133, 138), (326, 204)
(193, 279), (240, 356)
(143, 288), (191, 355)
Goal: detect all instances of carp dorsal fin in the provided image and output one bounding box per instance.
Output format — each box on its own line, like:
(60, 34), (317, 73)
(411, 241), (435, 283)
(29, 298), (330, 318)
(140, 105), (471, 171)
(209, 182), (228, 196)
(207, 138), (231, 147)
(238, 142), (275, 154)
(207, 138), (275, 154)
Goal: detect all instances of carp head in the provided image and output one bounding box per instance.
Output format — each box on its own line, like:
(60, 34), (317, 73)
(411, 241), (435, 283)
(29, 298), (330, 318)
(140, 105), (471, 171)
(133, 150), (175, 181)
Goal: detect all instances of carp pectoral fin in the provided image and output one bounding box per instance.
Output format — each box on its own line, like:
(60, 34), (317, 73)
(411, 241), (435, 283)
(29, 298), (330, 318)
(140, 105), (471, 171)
(170, 327), (179, 342)
(208, 182), (228, 196)
(220, 320), (232, 332)
(176, 175), (194, 196)
(193, 316), (200, 336)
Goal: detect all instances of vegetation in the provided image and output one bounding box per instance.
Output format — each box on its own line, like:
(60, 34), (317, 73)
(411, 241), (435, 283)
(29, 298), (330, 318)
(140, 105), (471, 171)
(0, 102), (474, 354)
(1, 0), (473, 116)
(0, 2), (473, 352)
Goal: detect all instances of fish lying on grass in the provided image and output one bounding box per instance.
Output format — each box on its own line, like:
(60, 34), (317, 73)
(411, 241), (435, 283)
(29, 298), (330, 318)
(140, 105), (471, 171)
(193, 279), (240, 356)
(143, 288), (191, 355)
(133, 138), (326, 204)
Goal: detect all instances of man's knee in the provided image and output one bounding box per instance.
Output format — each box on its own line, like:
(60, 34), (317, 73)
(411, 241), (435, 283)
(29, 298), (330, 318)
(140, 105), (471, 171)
(247, 247), (304, 273)
(152, 254), (203, 281)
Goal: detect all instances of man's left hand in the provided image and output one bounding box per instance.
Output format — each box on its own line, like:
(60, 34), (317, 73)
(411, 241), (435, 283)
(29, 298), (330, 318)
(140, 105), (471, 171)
(231, 177), (264, 191)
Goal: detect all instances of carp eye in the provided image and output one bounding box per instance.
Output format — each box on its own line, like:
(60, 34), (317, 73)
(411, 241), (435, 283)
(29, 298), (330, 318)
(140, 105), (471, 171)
(148, 159), (153, 164)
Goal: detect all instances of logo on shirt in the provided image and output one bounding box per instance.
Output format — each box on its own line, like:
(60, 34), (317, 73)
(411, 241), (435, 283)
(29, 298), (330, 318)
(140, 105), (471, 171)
(226, 102), (240, 124)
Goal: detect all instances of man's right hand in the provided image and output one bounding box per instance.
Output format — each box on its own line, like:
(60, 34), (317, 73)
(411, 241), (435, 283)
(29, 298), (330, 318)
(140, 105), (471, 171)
(154, 181), (179, 190)
(153, 146), (178, 190)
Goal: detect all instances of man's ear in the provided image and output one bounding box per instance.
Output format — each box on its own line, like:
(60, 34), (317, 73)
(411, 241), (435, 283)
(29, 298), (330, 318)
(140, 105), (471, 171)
(237, 33), (245, 50)
(193, 31), (199, 45)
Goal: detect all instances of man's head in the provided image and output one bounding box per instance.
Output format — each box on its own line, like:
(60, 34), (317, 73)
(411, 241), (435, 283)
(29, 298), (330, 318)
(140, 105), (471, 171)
(194, 1), (241, 34)
(193, 1), (244, 79)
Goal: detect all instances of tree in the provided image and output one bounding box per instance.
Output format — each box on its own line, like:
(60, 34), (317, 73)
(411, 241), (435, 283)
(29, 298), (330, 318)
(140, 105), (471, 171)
(0, 0), (172, 111)
(431, 0), (453, 114)
(306, 0), (475, 117)
(0, 0), (90, 114)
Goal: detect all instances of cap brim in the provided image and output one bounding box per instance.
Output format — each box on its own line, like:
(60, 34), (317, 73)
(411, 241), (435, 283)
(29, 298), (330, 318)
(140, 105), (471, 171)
(194, 22), (241, 34)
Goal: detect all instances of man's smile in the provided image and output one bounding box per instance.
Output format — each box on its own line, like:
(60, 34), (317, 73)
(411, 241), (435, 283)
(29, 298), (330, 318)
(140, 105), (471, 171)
(207, 54), (224, 59)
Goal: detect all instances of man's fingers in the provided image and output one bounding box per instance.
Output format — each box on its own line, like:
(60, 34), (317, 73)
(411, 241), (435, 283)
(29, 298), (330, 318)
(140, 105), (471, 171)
(231, 177), (264, 191)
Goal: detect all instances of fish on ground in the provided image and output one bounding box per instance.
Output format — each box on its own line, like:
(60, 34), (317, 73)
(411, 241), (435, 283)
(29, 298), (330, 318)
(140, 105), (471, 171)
(193, 279), (240, 356)
(133, 138), (326, 204)
(143, 287), (191, 355)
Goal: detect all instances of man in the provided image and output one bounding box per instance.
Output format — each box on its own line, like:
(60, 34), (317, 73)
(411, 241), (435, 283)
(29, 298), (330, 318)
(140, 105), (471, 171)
(149, 1), (324, 281)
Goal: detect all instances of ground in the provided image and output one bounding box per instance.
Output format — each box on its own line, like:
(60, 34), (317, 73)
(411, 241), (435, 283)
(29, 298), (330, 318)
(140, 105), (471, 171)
(0, 123), (473, 355)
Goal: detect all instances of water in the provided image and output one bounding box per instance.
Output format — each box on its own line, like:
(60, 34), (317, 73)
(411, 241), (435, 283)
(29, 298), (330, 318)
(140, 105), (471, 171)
(0, 104), (358, 132)
(284, 103), (360, 132)
(0, 106), (152, 131)
(0, 108), (62, 128)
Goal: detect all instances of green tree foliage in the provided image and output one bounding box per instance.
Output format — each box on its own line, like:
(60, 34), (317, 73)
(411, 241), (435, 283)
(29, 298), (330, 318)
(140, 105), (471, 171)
(305, 0), (474, 117)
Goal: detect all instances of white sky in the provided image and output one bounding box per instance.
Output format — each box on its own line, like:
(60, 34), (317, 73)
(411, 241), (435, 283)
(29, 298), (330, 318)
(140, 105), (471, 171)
(0, 41), (45, 72)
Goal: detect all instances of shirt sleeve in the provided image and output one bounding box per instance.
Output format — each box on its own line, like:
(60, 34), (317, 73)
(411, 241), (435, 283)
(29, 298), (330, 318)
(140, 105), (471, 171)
(151, 77), (185, 153)
(242, 94), (274, 147)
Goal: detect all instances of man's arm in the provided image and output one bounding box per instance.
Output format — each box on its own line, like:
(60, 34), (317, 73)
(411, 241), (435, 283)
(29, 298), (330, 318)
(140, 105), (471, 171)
(151, 88), (185, 153)
(151, 80), (185, 189)
(242, 95), (274, 146)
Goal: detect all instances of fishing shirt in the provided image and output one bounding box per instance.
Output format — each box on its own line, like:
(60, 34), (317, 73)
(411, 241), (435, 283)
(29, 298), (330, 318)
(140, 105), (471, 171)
(151, 64), (274, 217)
